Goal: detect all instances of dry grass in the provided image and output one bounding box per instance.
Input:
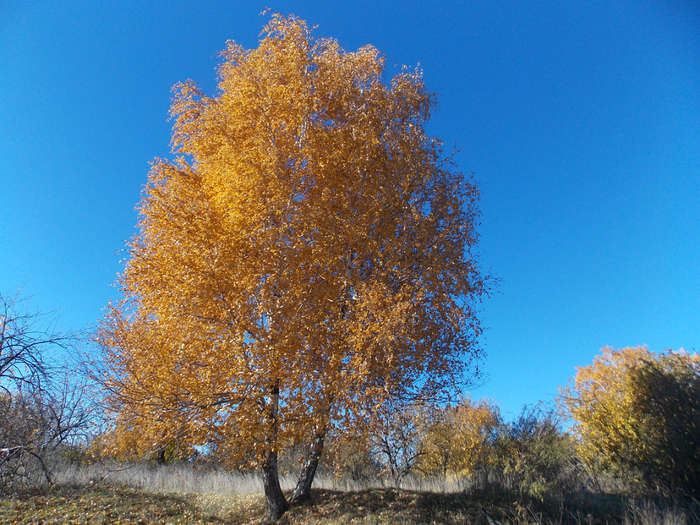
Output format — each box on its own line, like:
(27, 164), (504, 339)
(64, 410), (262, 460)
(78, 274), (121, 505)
(0, 482), (624, 524)
(52, 461), (477, 496)
(0, 483), (597, 524)
(2, 462), (697, 524)
(0, 484), (223, 524)
(623, 499), (700, 525)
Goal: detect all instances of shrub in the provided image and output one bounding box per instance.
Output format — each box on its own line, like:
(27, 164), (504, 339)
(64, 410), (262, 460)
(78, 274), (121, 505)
(415, 398), (500, 479)
(562, 346), (700, 498)
(486, 405), (578, 501)
(0, 388), (90, 492)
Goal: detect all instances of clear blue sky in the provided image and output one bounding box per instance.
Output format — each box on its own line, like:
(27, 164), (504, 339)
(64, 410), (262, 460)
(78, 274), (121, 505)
(2, 1), (698, 420)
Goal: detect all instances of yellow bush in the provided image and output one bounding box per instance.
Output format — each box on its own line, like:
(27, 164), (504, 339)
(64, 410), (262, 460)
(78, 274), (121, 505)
(416, 398), (499, 478)
(562, 346), (700, 497)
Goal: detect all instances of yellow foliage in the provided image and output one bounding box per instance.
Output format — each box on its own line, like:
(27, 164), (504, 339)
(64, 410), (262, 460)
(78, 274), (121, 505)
(563, 346), (651, 471)
(416, 398), (499, 478)
(562, 346), (700, 495)
(98, 14), (486, 474)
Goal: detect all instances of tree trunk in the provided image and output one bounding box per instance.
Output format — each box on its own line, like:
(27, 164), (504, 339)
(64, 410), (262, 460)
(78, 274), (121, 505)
(262, 449), (288, 521)
(290, 430), (325, 505)
(262, 380), (288, 521)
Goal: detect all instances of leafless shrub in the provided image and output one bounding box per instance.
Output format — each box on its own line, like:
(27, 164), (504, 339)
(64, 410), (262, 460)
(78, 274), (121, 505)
(0, 293), (93, 493)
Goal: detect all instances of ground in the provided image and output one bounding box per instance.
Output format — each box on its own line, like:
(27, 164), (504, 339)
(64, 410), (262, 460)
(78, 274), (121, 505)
(0, 483), (627, 524)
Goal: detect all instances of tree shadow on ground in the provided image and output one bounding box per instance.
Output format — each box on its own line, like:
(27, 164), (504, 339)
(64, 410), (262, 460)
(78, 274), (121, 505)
(275, 487), (627, 525)
(279, 488), (509, 524)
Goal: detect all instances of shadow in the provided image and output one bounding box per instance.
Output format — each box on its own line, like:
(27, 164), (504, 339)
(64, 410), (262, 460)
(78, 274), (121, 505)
(276, 486), (630, 525)
(280, 488), (497, 524)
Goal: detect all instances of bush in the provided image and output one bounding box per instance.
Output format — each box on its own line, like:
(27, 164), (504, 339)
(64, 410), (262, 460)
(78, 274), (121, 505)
(563, 346), (700, 498)
(0, 387), (91, 492)
(415, 398), (500, 479)
(485, 405), (579, 501)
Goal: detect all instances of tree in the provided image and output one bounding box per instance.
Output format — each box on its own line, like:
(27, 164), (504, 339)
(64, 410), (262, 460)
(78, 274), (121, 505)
(562, 346), (700, 498)
(1, 294), (54, 395)
(99, 13), (486, 520)
(369, 400), (429, 486)
(0, 294), (92, 492)
(320, 432), (381, 483)
(415, 397), (499, 480)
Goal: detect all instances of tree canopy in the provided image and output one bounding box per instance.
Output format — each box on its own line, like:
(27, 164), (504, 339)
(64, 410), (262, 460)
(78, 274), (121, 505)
(99, 14), (486, 519)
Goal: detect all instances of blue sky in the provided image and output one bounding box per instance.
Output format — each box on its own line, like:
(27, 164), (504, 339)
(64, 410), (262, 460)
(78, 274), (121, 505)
(1, 1), (698, 420)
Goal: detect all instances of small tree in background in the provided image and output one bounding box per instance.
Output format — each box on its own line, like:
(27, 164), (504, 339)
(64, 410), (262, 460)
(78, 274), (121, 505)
(91, 416), (197, 466)
(562, 346), (700, 498)
(415, 397), (499, 479)
(368, 400), (429, 486)
(0, 294), (92, 492)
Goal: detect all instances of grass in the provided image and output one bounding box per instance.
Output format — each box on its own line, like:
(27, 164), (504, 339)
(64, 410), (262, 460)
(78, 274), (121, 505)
(0, 484), (224, 524)
(268, 487), (602, 524)
(51, 461), (479, 495)
(0, 482), (628, 524)
(0, 483), (577, 524)
(2, 463), (697, 524)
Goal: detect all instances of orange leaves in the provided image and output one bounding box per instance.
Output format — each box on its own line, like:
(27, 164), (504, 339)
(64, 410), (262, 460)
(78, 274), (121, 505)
(100, 13), (486, 471)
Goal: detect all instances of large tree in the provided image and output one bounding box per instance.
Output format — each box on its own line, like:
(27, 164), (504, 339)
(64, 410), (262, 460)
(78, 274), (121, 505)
(100, 14), (486, 520)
